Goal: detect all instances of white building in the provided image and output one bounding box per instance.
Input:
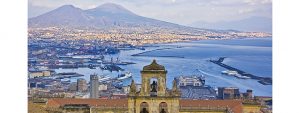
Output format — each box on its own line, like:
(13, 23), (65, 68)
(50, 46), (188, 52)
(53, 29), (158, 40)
(178, 75), (204, 87)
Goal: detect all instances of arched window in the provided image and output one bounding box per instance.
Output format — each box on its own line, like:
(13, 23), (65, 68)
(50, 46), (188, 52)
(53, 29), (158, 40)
(159, 102), (168, 113)
(140, 102), (149, 113)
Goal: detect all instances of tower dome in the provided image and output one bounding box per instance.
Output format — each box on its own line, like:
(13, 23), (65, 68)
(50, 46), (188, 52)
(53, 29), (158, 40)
(142, 59), (165, 71)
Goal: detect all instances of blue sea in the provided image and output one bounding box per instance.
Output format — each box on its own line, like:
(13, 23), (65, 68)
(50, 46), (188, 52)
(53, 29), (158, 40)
(56, 38), (272, 96)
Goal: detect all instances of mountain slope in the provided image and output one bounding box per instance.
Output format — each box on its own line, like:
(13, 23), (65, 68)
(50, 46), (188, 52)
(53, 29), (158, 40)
(29, 5), (92, 27)
(28, 3), (187, 29)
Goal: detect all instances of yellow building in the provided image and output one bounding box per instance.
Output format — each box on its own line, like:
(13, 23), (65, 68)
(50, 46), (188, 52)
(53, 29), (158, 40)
(45, 60), (262, 113)
(29, 70), (51, 78)
(243, 104), (262, 113)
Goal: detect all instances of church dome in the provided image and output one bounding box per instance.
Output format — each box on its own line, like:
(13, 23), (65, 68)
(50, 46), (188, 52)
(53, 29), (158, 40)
(143, 60), (165, 71)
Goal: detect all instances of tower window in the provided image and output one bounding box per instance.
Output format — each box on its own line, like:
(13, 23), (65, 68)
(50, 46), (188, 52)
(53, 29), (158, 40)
(150, 78), (158, 96)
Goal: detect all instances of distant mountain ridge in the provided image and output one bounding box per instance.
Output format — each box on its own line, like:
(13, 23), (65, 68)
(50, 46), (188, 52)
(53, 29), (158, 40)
(28, 3), (189, 30)
(190, 17), (272, 33)
(29, 3), (272, 34)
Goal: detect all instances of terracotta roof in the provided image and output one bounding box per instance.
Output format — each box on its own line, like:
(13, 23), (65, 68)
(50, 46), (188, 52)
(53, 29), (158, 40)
(179, 100), (243, 113)
(142, 60), (165, 71)
(47, 98), (243, 113)
(47, 98), (128, 108)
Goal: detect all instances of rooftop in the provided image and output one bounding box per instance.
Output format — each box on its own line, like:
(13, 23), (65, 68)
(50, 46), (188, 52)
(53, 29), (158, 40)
(180, 99), (243, 113)
(47, 98), (128, 108)
(180, 86), (217, 99)
(47, 98), (243, 112)
(142, 59), (165, 71)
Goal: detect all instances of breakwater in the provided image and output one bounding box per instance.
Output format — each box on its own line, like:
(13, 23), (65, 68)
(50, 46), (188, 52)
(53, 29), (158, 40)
(209, 57), (272, 85)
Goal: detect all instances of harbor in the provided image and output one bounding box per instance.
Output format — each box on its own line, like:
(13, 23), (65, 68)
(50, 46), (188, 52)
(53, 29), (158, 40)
(209, 57), (272, 85)
(29, 39), (273, 96)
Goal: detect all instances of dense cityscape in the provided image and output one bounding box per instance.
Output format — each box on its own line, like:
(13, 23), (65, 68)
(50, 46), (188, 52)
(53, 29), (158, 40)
(27, 2), (272, 113)
(29, 27), (271, 46)
(28, 29), (272, 113)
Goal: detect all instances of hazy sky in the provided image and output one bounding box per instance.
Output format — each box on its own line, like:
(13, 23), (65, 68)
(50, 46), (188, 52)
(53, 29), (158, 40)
(28, 0), (272, 26)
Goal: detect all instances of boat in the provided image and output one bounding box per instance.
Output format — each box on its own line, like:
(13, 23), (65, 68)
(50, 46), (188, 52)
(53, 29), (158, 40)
(117, 72), (133, 80)
(235, 74), (251, 79)
(221, 70), (239, 76)
(238, 76), (251, 79)
(221, 70), (250, 79)
(61, 78), (71, 82)
(99, 75), (111, 82)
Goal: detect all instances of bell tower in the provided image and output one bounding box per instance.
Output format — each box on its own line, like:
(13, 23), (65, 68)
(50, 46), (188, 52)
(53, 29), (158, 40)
(140, 59), (167, 96)
(128, 60), (180, 113)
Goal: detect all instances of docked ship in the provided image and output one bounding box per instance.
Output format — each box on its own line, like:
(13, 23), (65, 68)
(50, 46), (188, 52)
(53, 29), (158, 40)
(60, 78), (71, 82)
(221, 70), (250, 79)
(117, 72), (133, 80)
(99, 75), (112, 82)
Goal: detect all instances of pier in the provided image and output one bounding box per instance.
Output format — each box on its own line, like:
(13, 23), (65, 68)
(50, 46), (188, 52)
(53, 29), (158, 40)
(209, 57), (272, 85)
(131, 47), (185, 58)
